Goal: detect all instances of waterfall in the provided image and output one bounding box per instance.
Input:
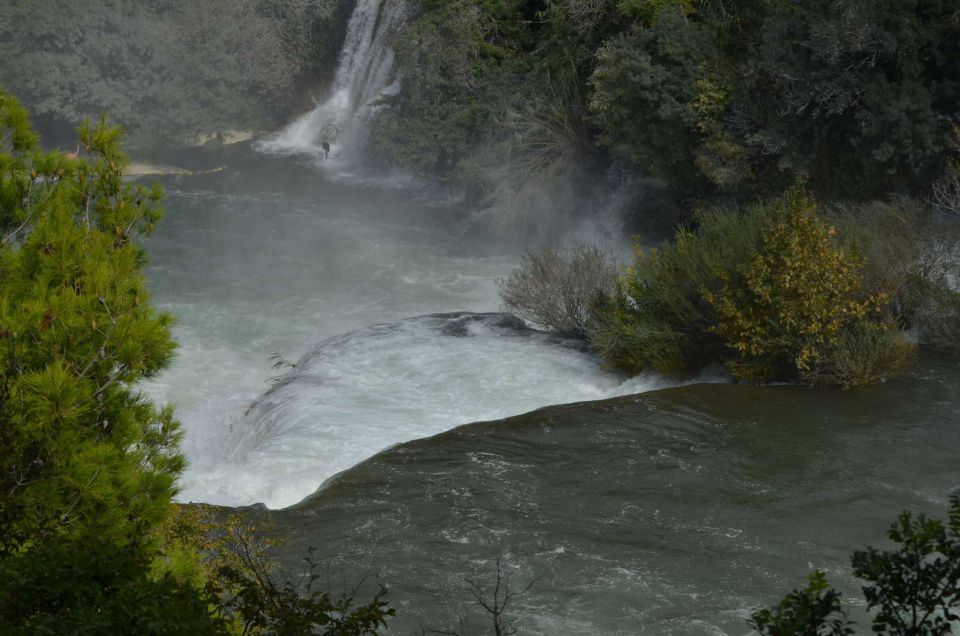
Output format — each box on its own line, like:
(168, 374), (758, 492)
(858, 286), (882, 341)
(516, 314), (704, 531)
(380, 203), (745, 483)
(257, 0), (407, 162)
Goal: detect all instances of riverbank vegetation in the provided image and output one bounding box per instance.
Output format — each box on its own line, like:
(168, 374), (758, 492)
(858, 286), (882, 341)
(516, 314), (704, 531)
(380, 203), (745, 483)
(0, 90), (391, 634)
(509, 191), (959, 387)
(420, 0), (960, 386)
(371, 0), (959, 225)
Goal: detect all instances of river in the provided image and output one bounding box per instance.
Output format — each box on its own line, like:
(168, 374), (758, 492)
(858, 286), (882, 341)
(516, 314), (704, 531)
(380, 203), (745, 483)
(140, 152), (959, 634)
(142, 155), (669, 509)
(266, 361), (958, 634)
(137, 0), (959, 630)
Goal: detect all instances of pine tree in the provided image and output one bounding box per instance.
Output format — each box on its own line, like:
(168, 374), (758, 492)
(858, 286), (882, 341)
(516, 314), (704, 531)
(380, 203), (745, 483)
(0, 88), (221, 634)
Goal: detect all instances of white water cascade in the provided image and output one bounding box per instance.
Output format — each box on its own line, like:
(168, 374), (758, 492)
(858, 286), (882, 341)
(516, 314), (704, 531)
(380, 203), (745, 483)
(257, 0), (407, 162)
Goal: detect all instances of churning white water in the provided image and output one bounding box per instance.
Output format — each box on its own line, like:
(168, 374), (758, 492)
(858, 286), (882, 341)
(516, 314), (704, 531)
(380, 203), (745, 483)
(143, 177), (695, 509)
(256, 0), (407, 162)
(180, 313), (690, 508)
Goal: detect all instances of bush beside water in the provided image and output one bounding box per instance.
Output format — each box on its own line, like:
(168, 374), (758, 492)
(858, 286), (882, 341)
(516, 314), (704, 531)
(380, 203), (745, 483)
(503, 192), (959, 387)
(498, 244), (618, 339)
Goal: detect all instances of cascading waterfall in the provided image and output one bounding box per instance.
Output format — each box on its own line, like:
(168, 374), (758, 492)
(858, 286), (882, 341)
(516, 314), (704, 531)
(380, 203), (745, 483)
(257, 0), (407, 162)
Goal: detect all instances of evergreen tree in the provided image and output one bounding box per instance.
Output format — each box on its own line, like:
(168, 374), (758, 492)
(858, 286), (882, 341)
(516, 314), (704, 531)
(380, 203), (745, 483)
(0, 88), (221, 633)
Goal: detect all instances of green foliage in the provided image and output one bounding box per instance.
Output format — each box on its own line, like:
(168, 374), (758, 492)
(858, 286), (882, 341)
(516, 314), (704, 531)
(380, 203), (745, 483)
(370, 0), (526, 179)
(750, 571), (854, 636)
(0, 89), (178, 553)
(851, 491), (960, 635)
(592, 192), (918, 385)
(161, 507), (394, 636)
(753, 493), (960, 636)
(0, 88), (226, 631)
(375, 0), (960, 229)
(370, 0), (611, 192)
(588, 7), (711, 184)
(213, 519), (393, 636)
(828, 199), (960, 354)
(617, 0), (696, 26)
(0, 537), (220, 635)
(801, 323), (918, 390)
(590, 204), (765, 376)
(710, 0), (960, 200)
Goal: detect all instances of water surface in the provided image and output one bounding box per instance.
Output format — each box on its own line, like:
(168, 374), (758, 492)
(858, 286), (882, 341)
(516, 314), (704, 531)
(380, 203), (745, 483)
(267, 358), (959, 634)
(142, 158), (659, 507)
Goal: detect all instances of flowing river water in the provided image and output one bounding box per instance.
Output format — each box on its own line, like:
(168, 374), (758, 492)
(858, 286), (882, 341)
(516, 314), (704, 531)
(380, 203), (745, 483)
(267, 361), (960, 634)
(140, 155), (960, 634)
(142, 158), (668, 509)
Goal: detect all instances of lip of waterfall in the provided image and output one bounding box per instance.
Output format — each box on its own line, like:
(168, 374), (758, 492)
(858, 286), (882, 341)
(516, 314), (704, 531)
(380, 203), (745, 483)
(256, 0), (407, 162)
(174, 312), (725, 509)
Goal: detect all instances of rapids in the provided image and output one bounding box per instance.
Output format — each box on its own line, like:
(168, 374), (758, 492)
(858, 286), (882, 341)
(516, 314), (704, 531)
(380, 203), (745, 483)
(142, 160), (671, 508)
(136, 1), (960, 632)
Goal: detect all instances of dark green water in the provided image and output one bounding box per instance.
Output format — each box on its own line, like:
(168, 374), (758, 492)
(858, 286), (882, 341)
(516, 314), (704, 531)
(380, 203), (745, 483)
(138, 151), (958, 634)
(264, 356), (959, 634)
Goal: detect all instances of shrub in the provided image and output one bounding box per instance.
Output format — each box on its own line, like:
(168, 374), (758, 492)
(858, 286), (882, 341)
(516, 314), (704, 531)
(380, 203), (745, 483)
(155, 506), (394, 636)
(829, 198), (960, 354)
(0, 537), (220, 635)
(590, 204), (765, 375)
(752, 491), (960, 635)
(498, 244), (618, 338)
(749, 571), (853, 636)
(803, 323), (917, 389)
(593, 191), (918, 385)
(851, 492), (960, 636)
(704, 191), (913, 385)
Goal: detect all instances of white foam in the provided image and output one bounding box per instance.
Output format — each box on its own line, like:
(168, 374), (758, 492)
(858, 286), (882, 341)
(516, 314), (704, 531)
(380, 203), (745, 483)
(175, 314), (702, 508)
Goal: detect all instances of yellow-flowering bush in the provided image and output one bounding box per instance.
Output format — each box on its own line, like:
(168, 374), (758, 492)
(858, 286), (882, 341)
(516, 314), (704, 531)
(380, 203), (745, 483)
(703, 191), (914, 385)
(592, 190), (918, 386)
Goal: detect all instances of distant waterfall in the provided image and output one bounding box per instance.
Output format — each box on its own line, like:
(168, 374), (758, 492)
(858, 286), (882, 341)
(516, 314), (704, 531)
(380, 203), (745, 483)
(257, 0), (407, 162)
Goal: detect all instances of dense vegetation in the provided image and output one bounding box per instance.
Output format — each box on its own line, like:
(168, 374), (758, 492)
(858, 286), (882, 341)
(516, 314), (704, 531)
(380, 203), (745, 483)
(594, 191), (960, 386)
(404, 0), (960, 385)
(0, 90), (391, 634)
(0, 0), (348, 147)
(372, 0), (960, 215)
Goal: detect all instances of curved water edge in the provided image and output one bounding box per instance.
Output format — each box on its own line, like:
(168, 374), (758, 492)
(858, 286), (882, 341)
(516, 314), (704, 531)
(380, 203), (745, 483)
(260, 358), (960, 634)
(175, 311), (719, 509)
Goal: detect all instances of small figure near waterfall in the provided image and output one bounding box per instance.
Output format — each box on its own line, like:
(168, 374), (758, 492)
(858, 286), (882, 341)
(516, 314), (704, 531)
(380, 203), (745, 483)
(322, 141), (330, 159)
